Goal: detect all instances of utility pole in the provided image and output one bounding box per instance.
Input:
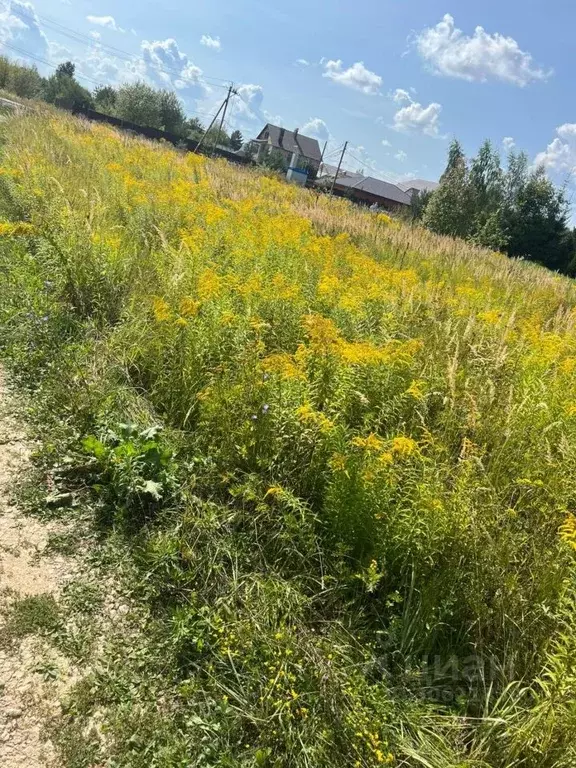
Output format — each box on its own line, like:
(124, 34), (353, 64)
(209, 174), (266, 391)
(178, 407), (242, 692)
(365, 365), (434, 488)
(330, 141), (348, 196)
(194, 99), (225, 154)
(318, 139), (327, 176)
(212, 83), (235, 156)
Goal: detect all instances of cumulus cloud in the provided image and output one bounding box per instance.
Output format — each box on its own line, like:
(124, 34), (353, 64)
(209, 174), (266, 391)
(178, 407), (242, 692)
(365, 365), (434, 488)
(322, 59), (382, 94)
(414, 14), (549, 86)
(200, 34), (221, 51)
(392, 88), (411, 103)
(534, 124), (576, 175)
(86, 15), (124, 32)
(301, 117), (330, 143)
(0, 0), (49, 59)
(393, 100), (443, 137)
(381, 139), (391, 147)
(502, 136), (515, 152)
(140, 38), (204, 90)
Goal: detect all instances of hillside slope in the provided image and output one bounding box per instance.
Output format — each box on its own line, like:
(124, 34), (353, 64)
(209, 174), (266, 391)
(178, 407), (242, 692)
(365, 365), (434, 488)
(1, 109), (576, 767)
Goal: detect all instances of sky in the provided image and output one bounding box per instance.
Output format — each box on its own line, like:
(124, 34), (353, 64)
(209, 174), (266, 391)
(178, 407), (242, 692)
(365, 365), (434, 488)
(1, 0), (575, 191)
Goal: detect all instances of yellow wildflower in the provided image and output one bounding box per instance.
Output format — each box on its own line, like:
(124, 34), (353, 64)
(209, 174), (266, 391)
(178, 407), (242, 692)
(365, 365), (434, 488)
(352, 433), (384, 453)
(180, 297), (201, 317)
(559, 513), (576, 551)
(152, 297), (171, 322)
(391, 436), (418, 457)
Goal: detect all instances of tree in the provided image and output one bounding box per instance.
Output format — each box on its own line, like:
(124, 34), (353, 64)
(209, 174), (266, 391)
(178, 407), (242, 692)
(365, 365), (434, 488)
(115, 81), (162, 128)
(158, 90), (186, 134)
(242, 142), (257, 161)
(43, 62), (93, 110)
(410, 188), (433, 222)
(185, 117), (204, 143)
(423, 142), (474, 239)
(468, 140), (506, 249)
(204, 125), (231, 148)
(93, 85), (117, 113)
(55, 61), (75, 79)
(262, 148), (288, 173)
(440, 138), (466, 182)
(229, 129), (243, 151)
(505, 167), (573, 273)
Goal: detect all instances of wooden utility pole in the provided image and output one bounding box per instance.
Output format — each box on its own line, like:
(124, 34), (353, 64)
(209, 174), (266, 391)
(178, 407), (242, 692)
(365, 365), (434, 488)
(212, 84), (236, 156)
(318, 139), (327, 176)
(330, 141), (348, 196)
(194, 99), (225, 154)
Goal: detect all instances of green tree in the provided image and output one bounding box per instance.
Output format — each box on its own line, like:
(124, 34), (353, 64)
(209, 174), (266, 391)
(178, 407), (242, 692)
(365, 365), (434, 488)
(114, 81), (162, 128)
(55, 61), (75, 79)
(158, 90), (186, 134)
(423, 140), (474, 239)
(43, 62), (93, 110)
(262, 148), (288, 173)
(93, 85), (117, 114)
(185, 117), (204, 142)
(469, 140), (506, 249)
(229, 129), (243, 151)
(410, 188), (433, 222)
(505, 167), (574, 273)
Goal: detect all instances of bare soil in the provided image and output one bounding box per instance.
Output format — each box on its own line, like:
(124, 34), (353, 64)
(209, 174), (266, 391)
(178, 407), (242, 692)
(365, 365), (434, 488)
(0, 367), (75, 767)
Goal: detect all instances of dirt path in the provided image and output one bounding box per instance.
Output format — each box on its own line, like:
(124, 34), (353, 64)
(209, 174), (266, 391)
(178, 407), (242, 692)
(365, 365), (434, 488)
(0, 367), (75, 767)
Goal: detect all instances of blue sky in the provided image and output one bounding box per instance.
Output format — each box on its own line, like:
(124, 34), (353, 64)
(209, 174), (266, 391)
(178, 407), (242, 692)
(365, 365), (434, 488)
(1, 0), (575, 189)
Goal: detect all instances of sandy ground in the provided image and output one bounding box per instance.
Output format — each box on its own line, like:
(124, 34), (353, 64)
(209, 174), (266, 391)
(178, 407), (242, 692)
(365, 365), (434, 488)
(0, 367), (75, 767)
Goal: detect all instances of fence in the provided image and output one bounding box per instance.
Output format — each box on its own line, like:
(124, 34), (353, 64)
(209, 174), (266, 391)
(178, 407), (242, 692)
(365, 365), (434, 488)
(70, 106), (252, 165)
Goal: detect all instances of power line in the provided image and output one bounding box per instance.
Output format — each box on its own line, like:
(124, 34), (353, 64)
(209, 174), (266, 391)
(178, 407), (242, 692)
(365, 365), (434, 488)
(0, 40), (219, 123)
(10, 7), (231, 90)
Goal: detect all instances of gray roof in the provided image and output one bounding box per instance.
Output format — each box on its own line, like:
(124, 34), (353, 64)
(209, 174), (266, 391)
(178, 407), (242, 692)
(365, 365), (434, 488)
(257, 124), (322, 162)
(398, 178), (439, 194)
(328, 174), (411, 206)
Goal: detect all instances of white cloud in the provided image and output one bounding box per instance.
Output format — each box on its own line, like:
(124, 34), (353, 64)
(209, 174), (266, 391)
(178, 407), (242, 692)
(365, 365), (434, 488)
(86, 15), (124, 33)
(393, 100), (443, 137)
(534, 124), (576, 175)
(0, 1), (49, 61)
(502, 136), (515, 152)
(414, 14), (549, 86)
(381, 139), (391, 147)
(89, 30), (101, 40)
(200, 34), (221, 51)
(322, 59), (382, 94)
(295, 58), (310, 67)
(392, 88), (411, 103)
(140, 38), (205, 91)
(394, 150), (407, 162)
(301, 117), (329, 142)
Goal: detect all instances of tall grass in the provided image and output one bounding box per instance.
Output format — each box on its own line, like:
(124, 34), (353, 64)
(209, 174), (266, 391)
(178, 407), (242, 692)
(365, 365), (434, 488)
(1, 108), (576, 767)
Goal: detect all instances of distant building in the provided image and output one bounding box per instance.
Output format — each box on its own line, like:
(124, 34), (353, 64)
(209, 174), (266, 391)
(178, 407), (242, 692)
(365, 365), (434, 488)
(317, 173), (411, 211)
(398, 178), (439, 198)
(251, 124), (323, 175)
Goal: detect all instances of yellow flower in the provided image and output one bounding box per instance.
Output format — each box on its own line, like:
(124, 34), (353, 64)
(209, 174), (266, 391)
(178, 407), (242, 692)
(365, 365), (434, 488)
(391, 436), (418, 457)
(406, 379), (426, 400)
(180, 297), (201, 317)
(152, 297), (171, 322)
(352, 433), (384, 453)
(559, 513), (576, 551)
(329, 453), (347, 472)
(261, 353), (304, 380)
(0, 221), (34, 237)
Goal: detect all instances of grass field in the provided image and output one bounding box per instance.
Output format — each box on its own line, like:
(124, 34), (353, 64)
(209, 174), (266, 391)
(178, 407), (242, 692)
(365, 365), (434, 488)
(1, 108), (576, 767)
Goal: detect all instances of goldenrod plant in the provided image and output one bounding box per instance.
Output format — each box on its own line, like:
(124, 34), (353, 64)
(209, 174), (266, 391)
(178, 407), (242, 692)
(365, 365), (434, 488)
(1, 109), (576, 767)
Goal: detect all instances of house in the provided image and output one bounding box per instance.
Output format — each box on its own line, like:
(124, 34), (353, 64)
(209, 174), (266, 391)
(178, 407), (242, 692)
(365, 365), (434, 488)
(317, 173), (411, 212)
(398, 178), (439, 199)
(251, 124), (323, 175)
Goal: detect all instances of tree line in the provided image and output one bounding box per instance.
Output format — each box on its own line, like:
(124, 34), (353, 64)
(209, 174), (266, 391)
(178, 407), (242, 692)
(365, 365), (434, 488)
(414, 138), (576, 275)
(0, 56), (244, 150)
